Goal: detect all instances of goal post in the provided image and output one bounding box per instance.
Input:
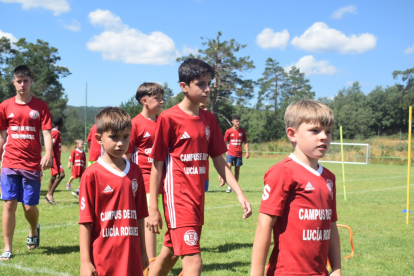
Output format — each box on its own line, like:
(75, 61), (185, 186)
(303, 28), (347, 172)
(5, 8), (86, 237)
(320, 142), (370, 165)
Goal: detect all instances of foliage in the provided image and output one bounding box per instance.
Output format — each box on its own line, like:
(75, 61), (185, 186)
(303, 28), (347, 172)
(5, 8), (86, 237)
(62, 106), (85, 145)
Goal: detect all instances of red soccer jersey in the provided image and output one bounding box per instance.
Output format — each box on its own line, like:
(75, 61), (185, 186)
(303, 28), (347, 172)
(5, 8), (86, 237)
(224, 127), (247, 157)
(78, 158), (148, 276)
(87, 124), (102, 162)
(51, 128), (62, 170)
(127, 113), (157, 192)
(69, 149), (86, 178)
(0, 96), (52, 171)
(260, 154), (337, 276)
(151, 105), (227, 228)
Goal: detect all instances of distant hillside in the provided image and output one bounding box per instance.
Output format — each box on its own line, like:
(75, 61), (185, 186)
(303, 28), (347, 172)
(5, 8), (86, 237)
(65, 105), (108, 125)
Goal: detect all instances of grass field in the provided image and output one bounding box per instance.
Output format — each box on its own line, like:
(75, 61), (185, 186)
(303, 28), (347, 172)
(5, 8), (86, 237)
(1, 152), (414, 275)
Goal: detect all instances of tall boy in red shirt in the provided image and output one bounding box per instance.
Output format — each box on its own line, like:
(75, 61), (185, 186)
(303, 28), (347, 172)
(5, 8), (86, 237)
(0, 65), (53, 260)
(125, 82), (164, 267)
(79, 107), (148, 276)
(250, 100), (341, 276)
(147, 58), (252, 276)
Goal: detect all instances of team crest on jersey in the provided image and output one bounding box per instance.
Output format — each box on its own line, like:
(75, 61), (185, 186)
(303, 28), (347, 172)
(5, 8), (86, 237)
(239, 132), (243, 137)
(205, 126), (210, 141)
(29, 110), (39, 119)
(132, 179), (138, 197)
(326, 179), (334, 199)
(184, 230), (198, 246)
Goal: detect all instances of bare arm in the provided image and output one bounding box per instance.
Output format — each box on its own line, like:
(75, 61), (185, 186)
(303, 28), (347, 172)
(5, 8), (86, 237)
(147, 160), (164, 233)
(41, 129), (53, 170)
(138, 218), (149, 270)
(328, 222), (342, 275)
(251, 213), (277, 276)
(68, 161), (72, 169)
(0, 130), (6, 157)
(80, 223), (97, 276)
(212, 155), (252, 219)
(244, 142), (249, 159)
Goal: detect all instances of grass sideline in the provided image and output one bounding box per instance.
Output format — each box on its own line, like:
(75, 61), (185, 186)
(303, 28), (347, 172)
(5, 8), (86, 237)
(0, 153), (413, 275)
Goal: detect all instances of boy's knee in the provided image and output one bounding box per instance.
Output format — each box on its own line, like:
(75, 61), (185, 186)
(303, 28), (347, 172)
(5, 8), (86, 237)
(22, 204), (38, 213)
(182, 253), (202, 273)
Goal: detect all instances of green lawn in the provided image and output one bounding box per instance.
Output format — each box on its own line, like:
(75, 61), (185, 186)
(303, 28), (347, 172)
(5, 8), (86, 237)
(1, 153), (413, 275)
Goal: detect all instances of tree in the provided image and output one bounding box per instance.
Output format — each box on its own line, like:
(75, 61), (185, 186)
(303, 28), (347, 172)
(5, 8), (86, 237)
(62, 107), (84, 145)
(257, 58), (287, 111)
(279, 66), (314, 110)
(177, 32), (255, 119)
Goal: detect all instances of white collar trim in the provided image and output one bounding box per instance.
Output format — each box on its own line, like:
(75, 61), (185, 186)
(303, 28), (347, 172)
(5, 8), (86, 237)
(76, 149), (83, 153)
(97, 157), (130, 177)
(288, 153), (323, 176)
(52, 128), (60, 133)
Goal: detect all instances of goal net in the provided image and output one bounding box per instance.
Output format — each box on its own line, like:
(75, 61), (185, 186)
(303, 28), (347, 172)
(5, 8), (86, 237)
(320, 142), (370, 165)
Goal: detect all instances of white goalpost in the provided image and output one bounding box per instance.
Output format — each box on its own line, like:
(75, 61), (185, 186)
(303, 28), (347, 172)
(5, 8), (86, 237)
(320, 142), (370, 165)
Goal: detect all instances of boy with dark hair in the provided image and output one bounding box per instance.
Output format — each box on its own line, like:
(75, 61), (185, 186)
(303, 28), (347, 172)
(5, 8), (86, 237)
(0, 65), (53, 260)
(125, 82), (164, 267)
(79, 107), (148, 276)
(250, 100), (341, 276)
(45, 116), (65, 205)
(221, 114), (249, 193)
(147, 58), (252, 276)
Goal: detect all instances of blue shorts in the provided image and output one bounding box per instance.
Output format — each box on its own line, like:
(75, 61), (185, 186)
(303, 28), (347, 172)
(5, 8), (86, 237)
(1, 168), (42, 206)
(226, 154), (243, 167)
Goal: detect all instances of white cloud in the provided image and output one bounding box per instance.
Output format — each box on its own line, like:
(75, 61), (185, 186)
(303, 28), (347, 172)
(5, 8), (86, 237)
(0, 29), (17, 43)
(285, 55), (338, 76)
(330, 5), (357, 19)
(0, 0), (70, 16)
(63, 19), (81, 32)
(181, 45), (198, 56)
(256, 28), (289, 50)
(291, 22), (377, 54)
(404, 45), (414, 54)
(87, 9), (178, 65)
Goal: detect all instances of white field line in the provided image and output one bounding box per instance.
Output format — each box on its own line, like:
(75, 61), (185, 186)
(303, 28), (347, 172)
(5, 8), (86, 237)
(0, 262), (73, 276)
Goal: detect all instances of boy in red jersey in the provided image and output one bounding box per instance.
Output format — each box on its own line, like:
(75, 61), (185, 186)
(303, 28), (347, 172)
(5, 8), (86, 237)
(79, 107), (148, 276)
(66, 140), (86, 198)
(86, 124), (102, 166)
(125, 82), (164, 267)
(220, 114), (249, 192)
(147, 58), (252, 276)
(250, 100), (341, 276)
(0, 66), (53, 260)
(45, 117), (65, 205)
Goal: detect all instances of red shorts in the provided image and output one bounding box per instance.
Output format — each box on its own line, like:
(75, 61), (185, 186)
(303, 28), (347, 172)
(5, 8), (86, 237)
(164, 226), (202, 256)
(51, 165), (64, 176)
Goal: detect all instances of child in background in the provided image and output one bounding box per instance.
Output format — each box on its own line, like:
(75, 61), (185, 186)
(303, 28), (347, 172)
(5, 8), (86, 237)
(86, 124), (102, 166)
(66, 139), (86, 198)
(250, 100), (341, 276)
(79, 107), (148, 276)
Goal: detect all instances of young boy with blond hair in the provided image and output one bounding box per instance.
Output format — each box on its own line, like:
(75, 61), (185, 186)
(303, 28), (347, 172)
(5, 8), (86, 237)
(147, 58), (252, 276)
(250, 100), (341, 276)
(66, 139), (86, 198)
(125, 82), (164, 266)
(79, 107), (148, 276)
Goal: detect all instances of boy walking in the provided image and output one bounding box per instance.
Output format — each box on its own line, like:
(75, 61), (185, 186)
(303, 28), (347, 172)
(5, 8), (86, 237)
(125, 82), (164, 266)
(67, 139), (86, 198)
(147, 58), (252, 276)
(0, 65), (53, 260)
(45, 116), (65, 205)
(79, 107), (148, 276)
(250, 100), (341, 276)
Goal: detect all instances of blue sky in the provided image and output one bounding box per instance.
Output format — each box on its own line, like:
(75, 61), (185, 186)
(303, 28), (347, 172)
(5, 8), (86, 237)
(0, 0), (413, 107)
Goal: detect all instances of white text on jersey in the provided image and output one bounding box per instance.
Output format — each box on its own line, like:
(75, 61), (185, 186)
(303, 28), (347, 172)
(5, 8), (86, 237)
(180, 153), (208, 162)
(299, 209), (332, 220)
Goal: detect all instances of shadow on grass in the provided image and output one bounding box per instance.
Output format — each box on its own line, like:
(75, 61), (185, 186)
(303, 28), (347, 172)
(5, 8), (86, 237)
(202, 242), (253, 253)
(171, 261), (250, 274)
(41, 245), (79, 255)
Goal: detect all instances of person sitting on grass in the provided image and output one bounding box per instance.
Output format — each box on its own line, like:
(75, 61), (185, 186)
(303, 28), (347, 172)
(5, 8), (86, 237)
(45, 116), (65, 205)
(79, 107), (149, 276)
(66, 139), (86, 198)
(250, 100), (341, 276)
(0, 65), (53, 260)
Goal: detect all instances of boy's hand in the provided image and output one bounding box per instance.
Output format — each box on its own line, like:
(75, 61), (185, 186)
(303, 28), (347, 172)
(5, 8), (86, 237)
(245, 152), (249, 159)
(330, 270), (342, 276)
(40, 154), (53, 170)
(147, 208), (161, 234)
(80, 262), (97, 276)
(238, 195), (252, 219)
(68, 165), (72, 169)
(141, 251), (149, 271)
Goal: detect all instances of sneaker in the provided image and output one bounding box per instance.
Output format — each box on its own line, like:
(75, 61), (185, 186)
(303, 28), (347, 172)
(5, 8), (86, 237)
(226, 188), (233, 193)
(66, 183), (71, 190)
(71, 188), (79, 198)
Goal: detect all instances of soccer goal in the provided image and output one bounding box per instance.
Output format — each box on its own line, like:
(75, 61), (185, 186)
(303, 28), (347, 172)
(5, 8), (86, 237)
(320, 142), (370, 165)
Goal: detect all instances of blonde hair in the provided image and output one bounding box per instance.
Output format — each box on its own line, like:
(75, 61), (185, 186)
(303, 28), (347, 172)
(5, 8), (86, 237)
(284, 100), (334, 130)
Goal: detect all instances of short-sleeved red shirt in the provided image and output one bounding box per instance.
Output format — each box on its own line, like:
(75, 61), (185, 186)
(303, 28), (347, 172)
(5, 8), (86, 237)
(151, 105), (227, 228)
(224, 127), (247, 157)
(79, 158), (148, 276)
(69, 149), (86, 178)
(0, 96), (52, 171)
(127, 113), (157, 192)
(260, 154), (337, 276)
(87, 124), (102, 162)
(51, 128), (62, 170)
